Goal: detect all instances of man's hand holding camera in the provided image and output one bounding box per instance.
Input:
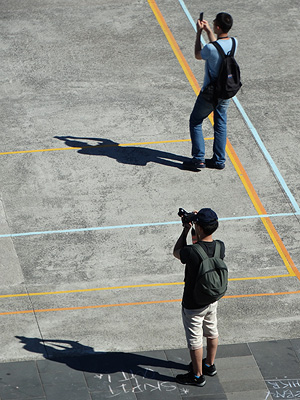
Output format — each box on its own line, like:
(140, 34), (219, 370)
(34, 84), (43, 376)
(173, 208), (198, 259)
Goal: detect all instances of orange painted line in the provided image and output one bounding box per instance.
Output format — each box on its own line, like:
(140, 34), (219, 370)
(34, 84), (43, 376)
(0, 299), (180, 315)
(147, 0), (299, 281)
(0, 274), (293, 299)
(226, 140), (300, 281)
(224, 290), (300, 299)
(148, 0), (199, 94)
(1, 291), (300, 315)
(147, 0), (214, 124)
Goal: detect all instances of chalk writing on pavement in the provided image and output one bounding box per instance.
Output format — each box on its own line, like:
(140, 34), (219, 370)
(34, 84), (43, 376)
(265, 379), (300, 399)
(94, 368), (189, 397)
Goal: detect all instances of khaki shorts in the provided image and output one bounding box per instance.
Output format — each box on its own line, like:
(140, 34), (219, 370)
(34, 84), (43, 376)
(182, 302), (219, 350)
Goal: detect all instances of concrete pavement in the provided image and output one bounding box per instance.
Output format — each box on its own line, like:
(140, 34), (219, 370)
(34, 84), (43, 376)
(0, 0), (299, 398)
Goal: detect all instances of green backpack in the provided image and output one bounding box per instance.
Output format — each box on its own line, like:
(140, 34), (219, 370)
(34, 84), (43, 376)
(192, 241), (228, 305)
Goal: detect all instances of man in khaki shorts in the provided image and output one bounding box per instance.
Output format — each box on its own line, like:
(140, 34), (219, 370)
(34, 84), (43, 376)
(173, 208), (225, 387)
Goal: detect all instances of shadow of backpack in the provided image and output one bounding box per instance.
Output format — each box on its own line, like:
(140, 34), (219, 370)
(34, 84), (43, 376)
(192, 241), (228, 305)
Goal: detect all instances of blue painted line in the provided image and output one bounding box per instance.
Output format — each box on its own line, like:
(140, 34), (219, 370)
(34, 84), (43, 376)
(220, 212), (299, 221)
(232, 97), (300, 213)
(178, 0), (195, 28)
(178, 0), (206, 46)
(177, 0), (300, 213)
(0, 222), (180, 238)
(0, 212), (299, 238)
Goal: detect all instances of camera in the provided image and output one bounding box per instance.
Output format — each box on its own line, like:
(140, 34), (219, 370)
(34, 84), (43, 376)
(178, 208), (197, 224)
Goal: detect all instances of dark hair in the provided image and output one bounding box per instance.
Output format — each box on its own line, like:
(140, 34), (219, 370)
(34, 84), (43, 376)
(196, 221), (219, 236)
(215, 12), (233, 33)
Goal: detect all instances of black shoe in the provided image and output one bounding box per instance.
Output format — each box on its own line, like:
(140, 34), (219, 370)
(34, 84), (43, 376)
(188, 360), (217, 376)
(182, 159), (206, 170)
(202, 358), (217, 376)
(205, 158), (225, 170)
(176, 371), (206, 387)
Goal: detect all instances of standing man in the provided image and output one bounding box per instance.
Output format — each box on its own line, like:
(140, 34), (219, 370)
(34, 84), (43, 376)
(173, 208), (225, 387)
(183, 13), (237, 170)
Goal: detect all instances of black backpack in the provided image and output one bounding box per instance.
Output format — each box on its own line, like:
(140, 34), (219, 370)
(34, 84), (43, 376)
(192, 241), (228, 306)
(211, 38), (242, 99)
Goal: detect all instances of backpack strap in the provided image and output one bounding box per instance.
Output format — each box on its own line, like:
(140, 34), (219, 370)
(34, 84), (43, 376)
(192, 243), (209, 261)
(211, 41), (225, 58)
(213, 240), (221, 258)
(212, 38), (236, 57)
(229, 37), (236, 56)
(193, 241), (221, 260)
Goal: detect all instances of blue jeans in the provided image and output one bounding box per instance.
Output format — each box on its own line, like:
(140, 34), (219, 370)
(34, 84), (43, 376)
(189, 93), (230, 165)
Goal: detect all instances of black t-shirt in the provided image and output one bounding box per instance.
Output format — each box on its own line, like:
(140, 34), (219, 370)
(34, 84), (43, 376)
(180, 240), (225, 309)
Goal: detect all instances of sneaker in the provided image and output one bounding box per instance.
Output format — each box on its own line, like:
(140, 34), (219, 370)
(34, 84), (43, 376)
(202, 358), (217, 376)
(188, 360), (217, 376)
(205, 158), (225, 170)
(176, 371), (206, 387)
(182, 159), (206, 170)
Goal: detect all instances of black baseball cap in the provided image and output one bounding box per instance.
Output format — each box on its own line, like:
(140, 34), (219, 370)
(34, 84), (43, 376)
(195, 208), (218, 225)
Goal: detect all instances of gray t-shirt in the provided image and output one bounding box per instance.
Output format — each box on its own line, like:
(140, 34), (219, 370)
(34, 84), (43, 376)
(201, 38), (238, 90)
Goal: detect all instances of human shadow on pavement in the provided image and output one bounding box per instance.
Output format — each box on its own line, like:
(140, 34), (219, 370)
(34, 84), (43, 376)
(15, 336), (187, 383)
(54, 136), (190, 169)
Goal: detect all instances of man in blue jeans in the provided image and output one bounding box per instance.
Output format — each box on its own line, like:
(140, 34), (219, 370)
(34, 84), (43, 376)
(183, 12), (237, 170)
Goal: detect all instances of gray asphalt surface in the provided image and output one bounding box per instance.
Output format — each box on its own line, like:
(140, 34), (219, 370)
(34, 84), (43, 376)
(0, 0), (299, 370)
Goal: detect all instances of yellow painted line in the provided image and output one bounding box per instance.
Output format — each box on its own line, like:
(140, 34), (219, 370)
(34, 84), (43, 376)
(0, 274), (294, 299)
(229, 274), (292, 281)
(226, 140), (299, 279)
(148, 0), (199, 95)
(0, 0), (298, 316)
(1, 290), (300, 315)
(147, 0), (214, 125)
(0, 282), (184, 298)
(0, 138), (214, 156)
(147, 0), (299, 281)
(225, 290), (300, 299)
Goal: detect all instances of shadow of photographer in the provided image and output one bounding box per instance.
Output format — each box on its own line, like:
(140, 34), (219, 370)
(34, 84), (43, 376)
(54, 136), (189, 169)
(15, 336), (186, 383)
